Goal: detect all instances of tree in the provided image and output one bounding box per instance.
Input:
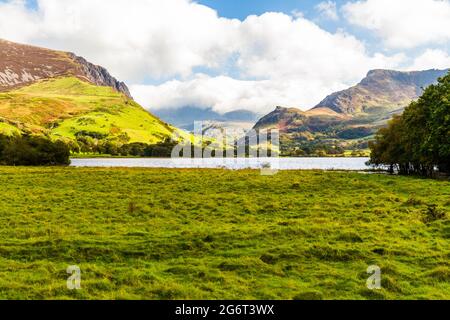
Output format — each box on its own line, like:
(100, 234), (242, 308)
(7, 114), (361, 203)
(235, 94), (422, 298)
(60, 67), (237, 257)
(369, 71), (450, 176)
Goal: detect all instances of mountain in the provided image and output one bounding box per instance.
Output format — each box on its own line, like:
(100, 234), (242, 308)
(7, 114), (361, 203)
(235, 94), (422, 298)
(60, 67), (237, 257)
(254, 68), (449, 155)
(255, 106), (306, 131)
(314, 69), (448, 114)
(0, 39), (179, 144)
(253, 106), (352, 150)
(0, 39), (131, 97)
(154, 106), (260, 132)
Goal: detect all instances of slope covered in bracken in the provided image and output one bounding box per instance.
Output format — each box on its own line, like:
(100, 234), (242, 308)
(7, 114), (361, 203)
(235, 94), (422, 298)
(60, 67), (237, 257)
(0, 39), (180, 144)
(0, 77), (176, 143)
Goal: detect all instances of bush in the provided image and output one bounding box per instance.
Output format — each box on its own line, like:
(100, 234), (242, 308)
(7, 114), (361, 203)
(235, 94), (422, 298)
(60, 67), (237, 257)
(337, 127), (373, 139)
(0, 134), (70, 166)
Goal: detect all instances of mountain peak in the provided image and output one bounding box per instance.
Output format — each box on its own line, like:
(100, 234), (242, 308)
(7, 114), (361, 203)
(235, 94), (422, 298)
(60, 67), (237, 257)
(0, 39), (132, 98)
(314, 68), (449, 114)
(253, 106), (306, 131)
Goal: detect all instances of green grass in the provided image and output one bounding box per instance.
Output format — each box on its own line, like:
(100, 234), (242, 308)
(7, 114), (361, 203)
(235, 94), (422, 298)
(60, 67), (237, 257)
(51, 102), (174, 144)
(0, 77), (178, 144)
(0, 167), (448, 300)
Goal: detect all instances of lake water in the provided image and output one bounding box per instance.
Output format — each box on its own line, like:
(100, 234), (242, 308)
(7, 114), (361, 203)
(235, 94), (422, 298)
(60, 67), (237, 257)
(70, 157), (372, 171)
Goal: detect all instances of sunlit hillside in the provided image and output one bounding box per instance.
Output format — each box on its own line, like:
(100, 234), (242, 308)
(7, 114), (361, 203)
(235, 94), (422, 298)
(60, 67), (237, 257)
(0, 77), (178, 144)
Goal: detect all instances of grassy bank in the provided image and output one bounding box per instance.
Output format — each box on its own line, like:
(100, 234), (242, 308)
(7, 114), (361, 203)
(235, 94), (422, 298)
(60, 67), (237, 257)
(0, 167), (448, 300)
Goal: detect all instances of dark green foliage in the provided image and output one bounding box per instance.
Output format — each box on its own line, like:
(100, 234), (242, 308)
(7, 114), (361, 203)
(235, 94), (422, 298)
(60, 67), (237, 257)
(369, 72), (450, 176)
(75, 130), (108, 140)
(0, 134), (70, 166)
(423, 205), (447, 223)
(292, 291), (324, 300)
(73, 137), (178, 158)
(119, 139), (178, 157)
(285, 141), (346, 157)
(337, 127), (373, 139)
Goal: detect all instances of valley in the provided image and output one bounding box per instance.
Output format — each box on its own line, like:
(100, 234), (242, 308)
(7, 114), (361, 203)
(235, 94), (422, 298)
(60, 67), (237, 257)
(1, 38), (448, 158)
(0, 0), (449, 306)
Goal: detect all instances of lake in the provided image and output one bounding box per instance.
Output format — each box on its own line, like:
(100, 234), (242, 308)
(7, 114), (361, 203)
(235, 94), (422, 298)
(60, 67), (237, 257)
(70, 157), (373, 171)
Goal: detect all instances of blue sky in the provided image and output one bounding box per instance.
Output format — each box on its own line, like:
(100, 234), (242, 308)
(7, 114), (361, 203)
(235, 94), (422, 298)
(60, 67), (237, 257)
(25, 0), (343, 17)
(197, 0), (340, 19)
(198, 0), (347, 34)
(197, 0), (421, 56)
(1, 0), (449, 113)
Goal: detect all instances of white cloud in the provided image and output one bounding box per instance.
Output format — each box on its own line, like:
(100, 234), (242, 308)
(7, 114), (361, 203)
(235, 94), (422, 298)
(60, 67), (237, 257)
(131, 74), (342, 115)
(0, 0), (241, 81)
(409, 49), (450, 70)
(344, 0), (450, 49)
(315, 1), (339, 21)
(132, 12), (405, 113)
(0, 0), (406, 113)
(0, 0), (39, 42)
(234, 13), (403, 83)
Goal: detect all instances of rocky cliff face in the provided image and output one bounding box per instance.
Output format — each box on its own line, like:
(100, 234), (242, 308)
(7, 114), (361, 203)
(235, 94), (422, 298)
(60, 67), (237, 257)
(315, 69), (449, 114)
(68, 53), (131, 98)
(0, 39), (131, 98)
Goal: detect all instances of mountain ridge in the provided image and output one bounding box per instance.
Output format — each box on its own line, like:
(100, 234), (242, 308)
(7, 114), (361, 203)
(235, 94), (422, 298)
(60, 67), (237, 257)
(0, 38), (131, 98)
(314, 68), (448, 114)
(254, 68), (449, 155)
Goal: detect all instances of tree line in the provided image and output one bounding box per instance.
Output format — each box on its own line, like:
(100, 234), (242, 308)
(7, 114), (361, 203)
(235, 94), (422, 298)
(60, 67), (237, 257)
(71, 137), (179, 157)
(369, 72), (450, 177)
(0, 134), (181, 166)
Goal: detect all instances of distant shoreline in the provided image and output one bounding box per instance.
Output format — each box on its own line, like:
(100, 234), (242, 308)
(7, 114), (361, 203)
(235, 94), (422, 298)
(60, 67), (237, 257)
(69, 157), (375, 171)
(70, 155), (371, 159)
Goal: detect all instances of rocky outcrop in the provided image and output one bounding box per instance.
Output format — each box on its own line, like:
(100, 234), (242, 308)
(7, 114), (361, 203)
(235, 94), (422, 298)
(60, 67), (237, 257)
(0, 38), (132, 98)
(67, 53), (131, 98)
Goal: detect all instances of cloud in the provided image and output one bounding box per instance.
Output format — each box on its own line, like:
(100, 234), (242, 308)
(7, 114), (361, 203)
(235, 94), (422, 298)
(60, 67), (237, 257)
(344, 0), (450, 49)
(0, 0), (39, 42)
(315, 1), (339, 21)
(131, 74), (341, 115)
(0, 0), (241, 81)
(234, 13), (403, 82)
(0, 0), (405, 113)
(132, 12), (405, 113)
(409, 49), (450, 70)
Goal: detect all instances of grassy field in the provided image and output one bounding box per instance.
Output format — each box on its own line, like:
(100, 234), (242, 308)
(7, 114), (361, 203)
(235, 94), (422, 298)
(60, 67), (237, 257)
(0, 167), (448, 300)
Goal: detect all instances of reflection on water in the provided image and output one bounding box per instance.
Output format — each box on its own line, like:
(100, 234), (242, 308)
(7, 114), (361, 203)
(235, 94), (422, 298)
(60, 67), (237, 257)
(70, 157), (372, 171)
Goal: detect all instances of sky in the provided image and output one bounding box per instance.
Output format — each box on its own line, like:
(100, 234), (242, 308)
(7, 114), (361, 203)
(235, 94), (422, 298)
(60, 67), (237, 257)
(1, 0), (450, 114)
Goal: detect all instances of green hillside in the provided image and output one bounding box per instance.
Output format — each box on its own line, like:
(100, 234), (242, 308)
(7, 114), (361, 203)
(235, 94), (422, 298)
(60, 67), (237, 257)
(0, 77), (177, 144)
